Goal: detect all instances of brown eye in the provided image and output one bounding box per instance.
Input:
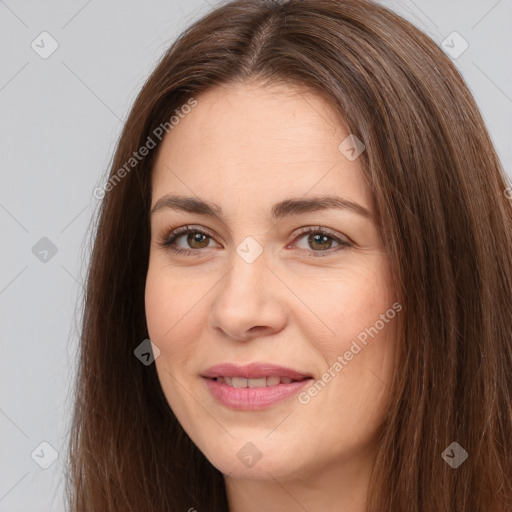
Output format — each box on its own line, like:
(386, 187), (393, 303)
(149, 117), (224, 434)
(292, 227), (352, 256)
(158, 225), (220, 256)
(307, 233), (335, 251)
(159, 225), (351, 258)
(186, 232), (210, 249)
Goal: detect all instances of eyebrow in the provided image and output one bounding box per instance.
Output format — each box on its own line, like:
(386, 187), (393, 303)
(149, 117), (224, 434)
(150, 194), (373, 220)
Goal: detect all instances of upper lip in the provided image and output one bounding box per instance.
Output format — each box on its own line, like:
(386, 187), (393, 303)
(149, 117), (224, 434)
(201, 363), (312, 381)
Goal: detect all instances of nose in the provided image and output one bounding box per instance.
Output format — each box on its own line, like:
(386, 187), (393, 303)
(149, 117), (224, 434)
(209, 246), (288, 342)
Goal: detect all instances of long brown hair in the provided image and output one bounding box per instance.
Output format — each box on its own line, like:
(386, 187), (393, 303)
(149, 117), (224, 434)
(66, 0), (512, 510)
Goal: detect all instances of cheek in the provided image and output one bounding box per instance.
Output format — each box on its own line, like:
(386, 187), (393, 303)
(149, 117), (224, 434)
(295, 256), (399, 427)
(340, 268), (394, 340)
(144, 266), (206, 369)
(145, 268), (206, 426)
(145, 259), (204, 338)
(144, 271), (173, 343)
(291, 256), (396, 351)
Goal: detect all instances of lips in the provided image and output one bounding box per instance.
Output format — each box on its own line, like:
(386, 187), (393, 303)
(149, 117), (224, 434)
(202, 365), (312, 410)
(201, 363), (312, 382)
(201, 363), (314, 410)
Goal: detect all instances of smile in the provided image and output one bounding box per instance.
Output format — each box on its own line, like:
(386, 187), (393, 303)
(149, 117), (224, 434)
(203, 375), (313, 410)
(214, 376), (304, 387)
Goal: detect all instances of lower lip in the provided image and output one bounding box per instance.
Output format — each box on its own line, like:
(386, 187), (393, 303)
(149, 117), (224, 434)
(203, 377), (312, 410)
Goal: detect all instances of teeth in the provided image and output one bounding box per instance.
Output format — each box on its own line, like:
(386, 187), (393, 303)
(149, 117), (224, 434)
(232, 377), (248, 388)
(266, 376), (281, 387)
(215, 376), (298, 388)
(248, 377), (267, 388)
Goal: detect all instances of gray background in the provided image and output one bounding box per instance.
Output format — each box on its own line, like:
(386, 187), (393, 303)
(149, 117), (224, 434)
(0, 0), (510, 510)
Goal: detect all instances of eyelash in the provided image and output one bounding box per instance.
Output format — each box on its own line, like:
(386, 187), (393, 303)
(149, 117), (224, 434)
(157, 225), (352, 258)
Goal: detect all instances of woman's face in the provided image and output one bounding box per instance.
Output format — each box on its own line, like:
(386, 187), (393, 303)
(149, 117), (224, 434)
(145, 82), (399, 483)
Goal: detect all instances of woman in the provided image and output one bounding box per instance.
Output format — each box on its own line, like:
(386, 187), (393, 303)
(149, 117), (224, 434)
(66, 0), (512, 510)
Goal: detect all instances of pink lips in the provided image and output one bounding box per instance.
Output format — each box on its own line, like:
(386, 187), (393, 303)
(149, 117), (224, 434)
(202, 363), (313, 410)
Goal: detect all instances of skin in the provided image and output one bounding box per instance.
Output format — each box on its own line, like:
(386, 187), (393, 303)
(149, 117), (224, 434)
(145, 81), (399, 512)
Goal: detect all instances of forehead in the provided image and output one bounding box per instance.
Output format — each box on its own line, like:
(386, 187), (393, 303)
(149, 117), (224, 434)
(151, 82), (372, 214)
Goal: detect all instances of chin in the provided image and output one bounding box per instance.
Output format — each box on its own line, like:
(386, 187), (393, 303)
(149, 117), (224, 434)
(193, 436), (313, 482)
